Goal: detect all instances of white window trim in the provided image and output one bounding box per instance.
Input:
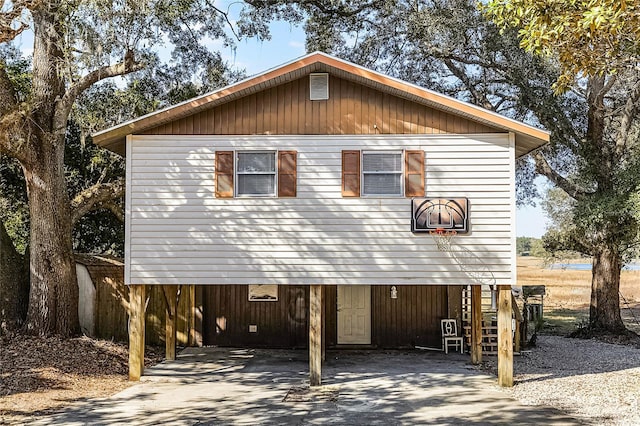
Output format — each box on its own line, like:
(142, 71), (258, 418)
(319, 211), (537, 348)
(361, 150), (404, 197)
(235, 150), (278, 197)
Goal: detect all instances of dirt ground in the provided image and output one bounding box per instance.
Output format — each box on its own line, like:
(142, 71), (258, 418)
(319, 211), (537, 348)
(0, 335), (163, 424)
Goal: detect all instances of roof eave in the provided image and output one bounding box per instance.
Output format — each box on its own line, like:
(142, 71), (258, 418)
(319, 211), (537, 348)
(92, 51), (550, 157)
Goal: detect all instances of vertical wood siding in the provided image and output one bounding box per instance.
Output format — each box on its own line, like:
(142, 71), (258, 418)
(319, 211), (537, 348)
(203, 284), (456, 348)
(203, 285), (309, 347)
(372, 285), (449, 348)
(142, 76), (496, 137)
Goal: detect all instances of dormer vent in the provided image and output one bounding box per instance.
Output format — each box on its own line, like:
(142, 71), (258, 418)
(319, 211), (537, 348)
(309, 73), (329, 100)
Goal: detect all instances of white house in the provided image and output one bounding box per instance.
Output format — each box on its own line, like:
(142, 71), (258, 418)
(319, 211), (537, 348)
(93, 52), (549, 386)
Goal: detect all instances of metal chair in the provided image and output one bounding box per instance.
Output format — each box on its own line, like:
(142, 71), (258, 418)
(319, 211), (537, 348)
(441, 319), (464, 354)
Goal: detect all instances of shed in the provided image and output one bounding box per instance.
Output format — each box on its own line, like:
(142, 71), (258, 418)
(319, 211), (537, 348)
(93, 52), (549, 387)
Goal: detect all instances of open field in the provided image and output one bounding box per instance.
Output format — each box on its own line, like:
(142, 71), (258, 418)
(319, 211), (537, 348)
(517, 256), (640, 335)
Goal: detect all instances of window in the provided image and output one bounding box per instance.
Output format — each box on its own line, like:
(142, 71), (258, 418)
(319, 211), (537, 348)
(362, 151), (403, 196)
(248, 284), (278, 301)
(236, 151), (276, 196)
(216, 150), (297, 198)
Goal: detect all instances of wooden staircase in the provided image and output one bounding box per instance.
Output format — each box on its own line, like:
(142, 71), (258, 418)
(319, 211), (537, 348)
(461, 285), (522, 355)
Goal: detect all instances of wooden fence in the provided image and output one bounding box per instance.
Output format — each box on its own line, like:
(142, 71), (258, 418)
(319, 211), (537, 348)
(76, 255), (199, 346)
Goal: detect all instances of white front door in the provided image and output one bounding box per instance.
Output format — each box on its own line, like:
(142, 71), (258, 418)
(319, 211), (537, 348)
(337, 285), (371, 344)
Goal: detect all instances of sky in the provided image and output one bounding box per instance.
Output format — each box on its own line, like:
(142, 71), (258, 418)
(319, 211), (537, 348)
(12, 10), (548, 238)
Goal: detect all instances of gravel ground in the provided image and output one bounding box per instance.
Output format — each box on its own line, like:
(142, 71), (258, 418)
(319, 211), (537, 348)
(485, 335), (640, 425)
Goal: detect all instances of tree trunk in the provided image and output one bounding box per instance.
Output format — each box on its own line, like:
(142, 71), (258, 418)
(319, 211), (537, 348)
(0, 221), (29, 334)
(589, 247), (625, 332)
(22, 144), (79, 336)
(19, 2), (79, 336)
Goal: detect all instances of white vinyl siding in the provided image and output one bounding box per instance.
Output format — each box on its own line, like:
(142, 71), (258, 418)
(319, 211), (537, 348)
(126, 134), (515, 286)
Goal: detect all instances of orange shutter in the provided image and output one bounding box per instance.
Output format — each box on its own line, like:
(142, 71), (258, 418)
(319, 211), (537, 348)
(278, 150), (297, 197)
(215, 151), (234, 198)
(342, 150), (361, 197)
(405, 150), (425, 197)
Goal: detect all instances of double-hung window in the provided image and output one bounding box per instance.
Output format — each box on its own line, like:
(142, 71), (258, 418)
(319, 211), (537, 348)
(361, 151), (403, 196)
(236, 151), (276, 197)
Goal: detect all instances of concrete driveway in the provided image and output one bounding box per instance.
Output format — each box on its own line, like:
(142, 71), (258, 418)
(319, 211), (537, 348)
(35, 348), (578, 425)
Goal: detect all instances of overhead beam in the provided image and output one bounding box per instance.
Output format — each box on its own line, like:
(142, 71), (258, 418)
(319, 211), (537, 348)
(497, 285), (514, 387)
(309, 284), (322, 387)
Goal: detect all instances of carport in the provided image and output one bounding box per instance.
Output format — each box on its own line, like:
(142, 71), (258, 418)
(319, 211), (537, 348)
(34, 348), (577, 425)
(128, 284), (515, 387)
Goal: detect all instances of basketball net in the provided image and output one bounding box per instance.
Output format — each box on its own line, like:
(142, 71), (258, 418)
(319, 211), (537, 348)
(429, 227), (497, 286)
(429, 228), (457, 252)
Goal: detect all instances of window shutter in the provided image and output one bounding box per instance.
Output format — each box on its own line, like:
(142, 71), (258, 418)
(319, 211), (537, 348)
(405, 150), (425, 197)
(215, 151), (234, 198)
(342, 150), (361, 197)
(278, 150), (297, 197)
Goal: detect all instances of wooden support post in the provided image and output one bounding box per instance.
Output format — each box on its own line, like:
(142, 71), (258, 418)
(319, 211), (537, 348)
(188, 285), (197, 346)
(309, 284), (322, 387)
(163, 285), (178, 361)
(194, 285), (204, 347)
(470, 285), (483, 365)
(321, 285), (327, 363)
(128, 284), (146, 381)
(498, 285), (513, 387)
(514, 320), (521, 354)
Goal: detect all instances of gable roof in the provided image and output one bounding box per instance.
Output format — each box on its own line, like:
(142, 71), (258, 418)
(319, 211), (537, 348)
(92, 51), (549, 158)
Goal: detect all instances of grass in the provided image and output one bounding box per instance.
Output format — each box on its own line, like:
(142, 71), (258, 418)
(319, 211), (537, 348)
(517, 257), (640, 335)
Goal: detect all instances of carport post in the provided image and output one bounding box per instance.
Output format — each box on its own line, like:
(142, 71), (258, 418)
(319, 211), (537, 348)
(497, 285), (513, 387)
(163, 285), (179, 361)
(471, 285), (482, 364)
(309, 284), (322, 386)
(129, 284), (146, 381)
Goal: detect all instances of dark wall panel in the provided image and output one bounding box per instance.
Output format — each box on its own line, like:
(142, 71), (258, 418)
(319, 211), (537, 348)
(371, 285), (452, 349)
(203, 284), (460, 349)
(203, 285), (309, 348)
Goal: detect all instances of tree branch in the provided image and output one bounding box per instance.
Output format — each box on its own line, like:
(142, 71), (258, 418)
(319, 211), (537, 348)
(70, 178), (125, 225)
(0, 0), (39, 43)
(204, 0), (241, 41)
(534, 152), (590, 201)
(54, 51), (144, 133)
(103, 201), (124, 222)
(615, 79), (640, 157)
(0, 109), (29, 162)
(442, 58), (495, 110)
(0, 64), (27, 160)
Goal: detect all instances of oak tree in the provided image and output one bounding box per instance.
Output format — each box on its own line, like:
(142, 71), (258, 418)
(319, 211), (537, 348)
(0, 0), (247, 336)
(484, 0), (640, 334)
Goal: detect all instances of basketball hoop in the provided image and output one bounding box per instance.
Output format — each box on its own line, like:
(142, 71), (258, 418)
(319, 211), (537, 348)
(429, 227), (457, 252)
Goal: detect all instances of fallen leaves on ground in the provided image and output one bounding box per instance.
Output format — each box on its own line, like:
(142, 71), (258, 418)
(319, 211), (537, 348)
(0, 334), (163, 424)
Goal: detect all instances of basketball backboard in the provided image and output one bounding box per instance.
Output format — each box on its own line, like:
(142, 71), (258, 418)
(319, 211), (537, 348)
(411, 198), (469, 233)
